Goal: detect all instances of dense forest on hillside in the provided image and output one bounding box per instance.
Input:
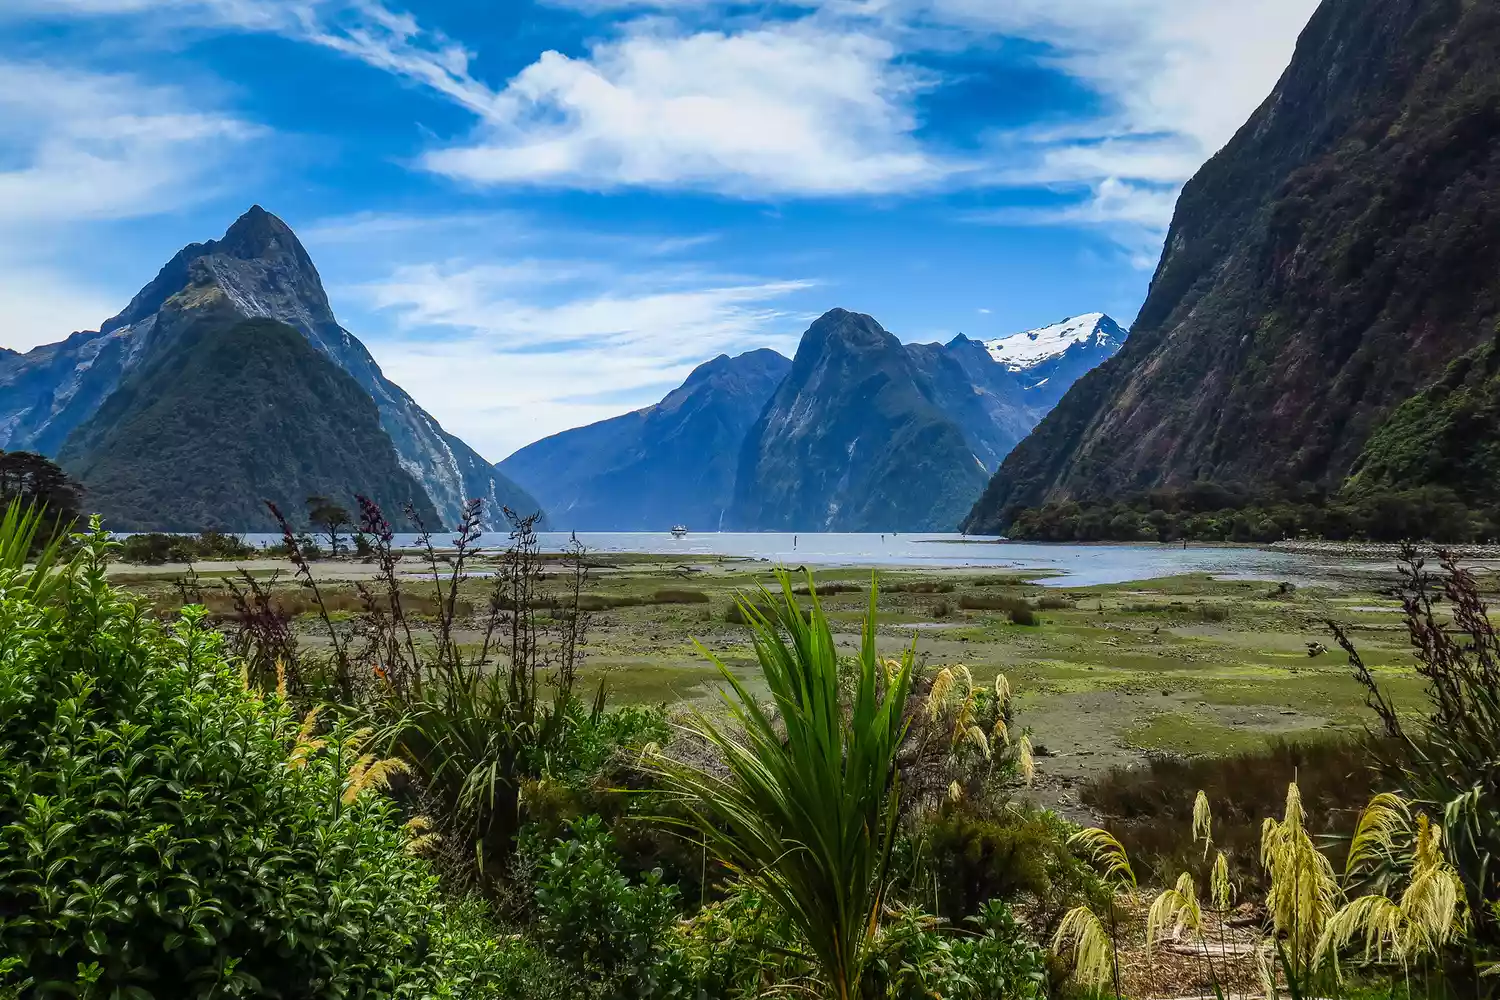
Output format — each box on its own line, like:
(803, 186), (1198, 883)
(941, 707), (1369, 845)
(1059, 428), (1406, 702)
(1002, 481), (1497, 543)
(58, 315), (441, 531)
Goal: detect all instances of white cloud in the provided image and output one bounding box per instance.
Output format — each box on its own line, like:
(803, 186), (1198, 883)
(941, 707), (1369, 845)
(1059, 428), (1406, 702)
(424, 22), (959, 197)
(0, 59), (261, 349)
(352, 257), (813, 457)
(0, 61), (259, 226)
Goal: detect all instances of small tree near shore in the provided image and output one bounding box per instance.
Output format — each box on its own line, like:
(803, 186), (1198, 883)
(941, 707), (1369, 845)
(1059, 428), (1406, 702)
(306, 493), (351, 555)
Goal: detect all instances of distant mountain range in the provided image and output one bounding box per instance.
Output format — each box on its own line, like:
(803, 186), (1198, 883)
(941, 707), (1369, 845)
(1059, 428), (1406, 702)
(964, 0), (1500, 533)
(504, 309), (1124, 532)
(0, 207), (537, 531)
(499, 349), (792, 531)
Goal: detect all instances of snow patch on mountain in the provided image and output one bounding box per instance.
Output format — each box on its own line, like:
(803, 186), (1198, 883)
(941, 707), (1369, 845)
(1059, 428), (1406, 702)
(984, 313), (1124, 370)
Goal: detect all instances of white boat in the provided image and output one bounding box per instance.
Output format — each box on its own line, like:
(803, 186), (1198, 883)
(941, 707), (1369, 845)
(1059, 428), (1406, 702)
(671, 524), (688, 538)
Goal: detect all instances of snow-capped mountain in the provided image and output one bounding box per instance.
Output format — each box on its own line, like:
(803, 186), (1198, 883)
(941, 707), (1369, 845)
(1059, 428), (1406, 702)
(984, 313), (1127, 370)
(981, 313), (1127, 410)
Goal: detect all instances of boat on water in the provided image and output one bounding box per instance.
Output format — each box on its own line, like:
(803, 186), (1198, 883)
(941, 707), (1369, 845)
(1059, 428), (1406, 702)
(671, 525), (688, 538)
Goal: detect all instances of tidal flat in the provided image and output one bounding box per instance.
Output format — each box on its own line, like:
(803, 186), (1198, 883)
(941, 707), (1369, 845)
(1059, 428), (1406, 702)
(113, 549), (1434, 816)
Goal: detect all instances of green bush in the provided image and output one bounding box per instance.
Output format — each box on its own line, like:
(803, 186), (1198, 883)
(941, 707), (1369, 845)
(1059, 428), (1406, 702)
(922, 804), (1106, 935)
(0, 523), (500, 997)
(866, 901), (1047, 1000)
(116, 530), (256, 565)
(530, 817), (685, 998)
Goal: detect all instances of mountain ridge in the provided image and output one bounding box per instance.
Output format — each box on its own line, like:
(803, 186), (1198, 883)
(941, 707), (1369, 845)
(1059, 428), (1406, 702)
(499, 348), (792, 531)
(0, 207), (539, 528)
(965, 0), (1500, 532)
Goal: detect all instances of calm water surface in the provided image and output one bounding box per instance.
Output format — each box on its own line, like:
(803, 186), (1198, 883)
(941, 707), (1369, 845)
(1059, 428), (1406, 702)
(241, 531), (1397, 588)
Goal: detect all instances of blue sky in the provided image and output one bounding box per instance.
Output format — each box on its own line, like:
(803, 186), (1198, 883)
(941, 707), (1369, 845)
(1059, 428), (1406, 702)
(0, 0), (1319, 460)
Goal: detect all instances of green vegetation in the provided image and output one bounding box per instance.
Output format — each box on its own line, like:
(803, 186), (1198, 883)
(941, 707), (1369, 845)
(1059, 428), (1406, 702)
(16, 489), (1500, 998)
(57, 312), (441, 532)
(1004, 480), (1498, 542)
(1348, 333), (1500, 505)
(0, 517), (501, 996)
(117, 529), (257, 564)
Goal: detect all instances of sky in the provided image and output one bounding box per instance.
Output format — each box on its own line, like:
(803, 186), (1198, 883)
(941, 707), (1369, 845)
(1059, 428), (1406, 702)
(0, 0), (1320, 461)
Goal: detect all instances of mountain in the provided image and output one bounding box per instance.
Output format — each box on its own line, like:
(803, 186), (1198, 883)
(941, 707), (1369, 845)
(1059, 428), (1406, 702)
(498, 349), (791, 530)
(1345, 329), (1500, 505)
(982, 313), (1127, 410)
(58, 309), (442, 532)
(965, 0), (1500, 533)
(0, 207), (537, 528)
(728, 309), (992, 532)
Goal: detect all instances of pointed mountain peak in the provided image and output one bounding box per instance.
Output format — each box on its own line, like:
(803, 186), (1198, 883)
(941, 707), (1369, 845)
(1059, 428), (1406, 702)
(100, 206), (332, 336)
(218, 204), (299, 259)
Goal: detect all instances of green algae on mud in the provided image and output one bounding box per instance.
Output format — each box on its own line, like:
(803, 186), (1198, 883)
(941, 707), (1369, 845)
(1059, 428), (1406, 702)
(118, 555), (1430, 799)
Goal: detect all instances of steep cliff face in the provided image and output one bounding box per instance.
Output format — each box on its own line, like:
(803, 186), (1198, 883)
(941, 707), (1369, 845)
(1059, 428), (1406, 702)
(58, 310), (441, 532)
(499, 349), (792, 530)
(729, 310), (990, 532)
(966, 0), (1500, 532)
(0, 207), (539, 528)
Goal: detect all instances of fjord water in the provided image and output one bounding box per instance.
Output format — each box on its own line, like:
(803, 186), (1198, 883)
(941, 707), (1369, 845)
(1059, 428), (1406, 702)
(271, 531), (1394, 588)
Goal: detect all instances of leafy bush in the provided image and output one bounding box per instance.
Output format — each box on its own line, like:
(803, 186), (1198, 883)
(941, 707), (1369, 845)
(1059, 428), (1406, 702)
(922, 804), (1107, 936)
(1035, 594), (1077, 611)
(866, 901), (1047, 1000)
(530, 817), (684, 998)
(0, 521), (502, 996)
(930, 598), (954, 619)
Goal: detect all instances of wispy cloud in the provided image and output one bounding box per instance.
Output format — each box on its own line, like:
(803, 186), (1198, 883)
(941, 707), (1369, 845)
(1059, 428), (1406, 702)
(343, 246), (813, 457)
(424, 21), (961, 197)
(0, 58), (262, 348)
(0, 60), (260, 226)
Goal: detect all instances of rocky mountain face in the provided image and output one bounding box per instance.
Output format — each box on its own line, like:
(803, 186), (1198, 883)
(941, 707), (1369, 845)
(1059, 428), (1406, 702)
(728, 310), (993, 532)
(0, 207), (537, 528)
(499, 349), (792, 531)
(966, 0), (1500, 533)
(59, 310), (441, 532)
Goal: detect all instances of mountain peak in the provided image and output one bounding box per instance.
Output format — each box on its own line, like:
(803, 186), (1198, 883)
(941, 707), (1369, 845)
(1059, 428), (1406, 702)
(218, 205), (300, 260)
(100, 206), (330, 336)
(983, 313), (1124, 370)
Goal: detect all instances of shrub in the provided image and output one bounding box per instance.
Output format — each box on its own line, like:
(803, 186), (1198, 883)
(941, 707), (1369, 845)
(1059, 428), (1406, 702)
(958, 594), (1038, 625)
(930, 598), (954, 619)
(866, 901), (1047, 1000)
(1080, 736), (1378, 887)
(1035, 594), (1077, 611)
(117, 530), (255, 565)
(650, 588), (710, 604)
(888, 580), (955, 594)
(1009, 603), (1039, 625)
(922, 804), (1107, 935)
(530, 816), (683, 997)
(0, 520), (500, 996)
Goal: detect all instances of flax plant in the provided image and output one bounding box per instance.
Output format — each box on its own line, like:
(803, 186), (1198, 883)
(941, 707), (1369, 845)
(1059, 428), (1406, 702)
(650, 571), (916, 1000)
(0, 500), (72, 604)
